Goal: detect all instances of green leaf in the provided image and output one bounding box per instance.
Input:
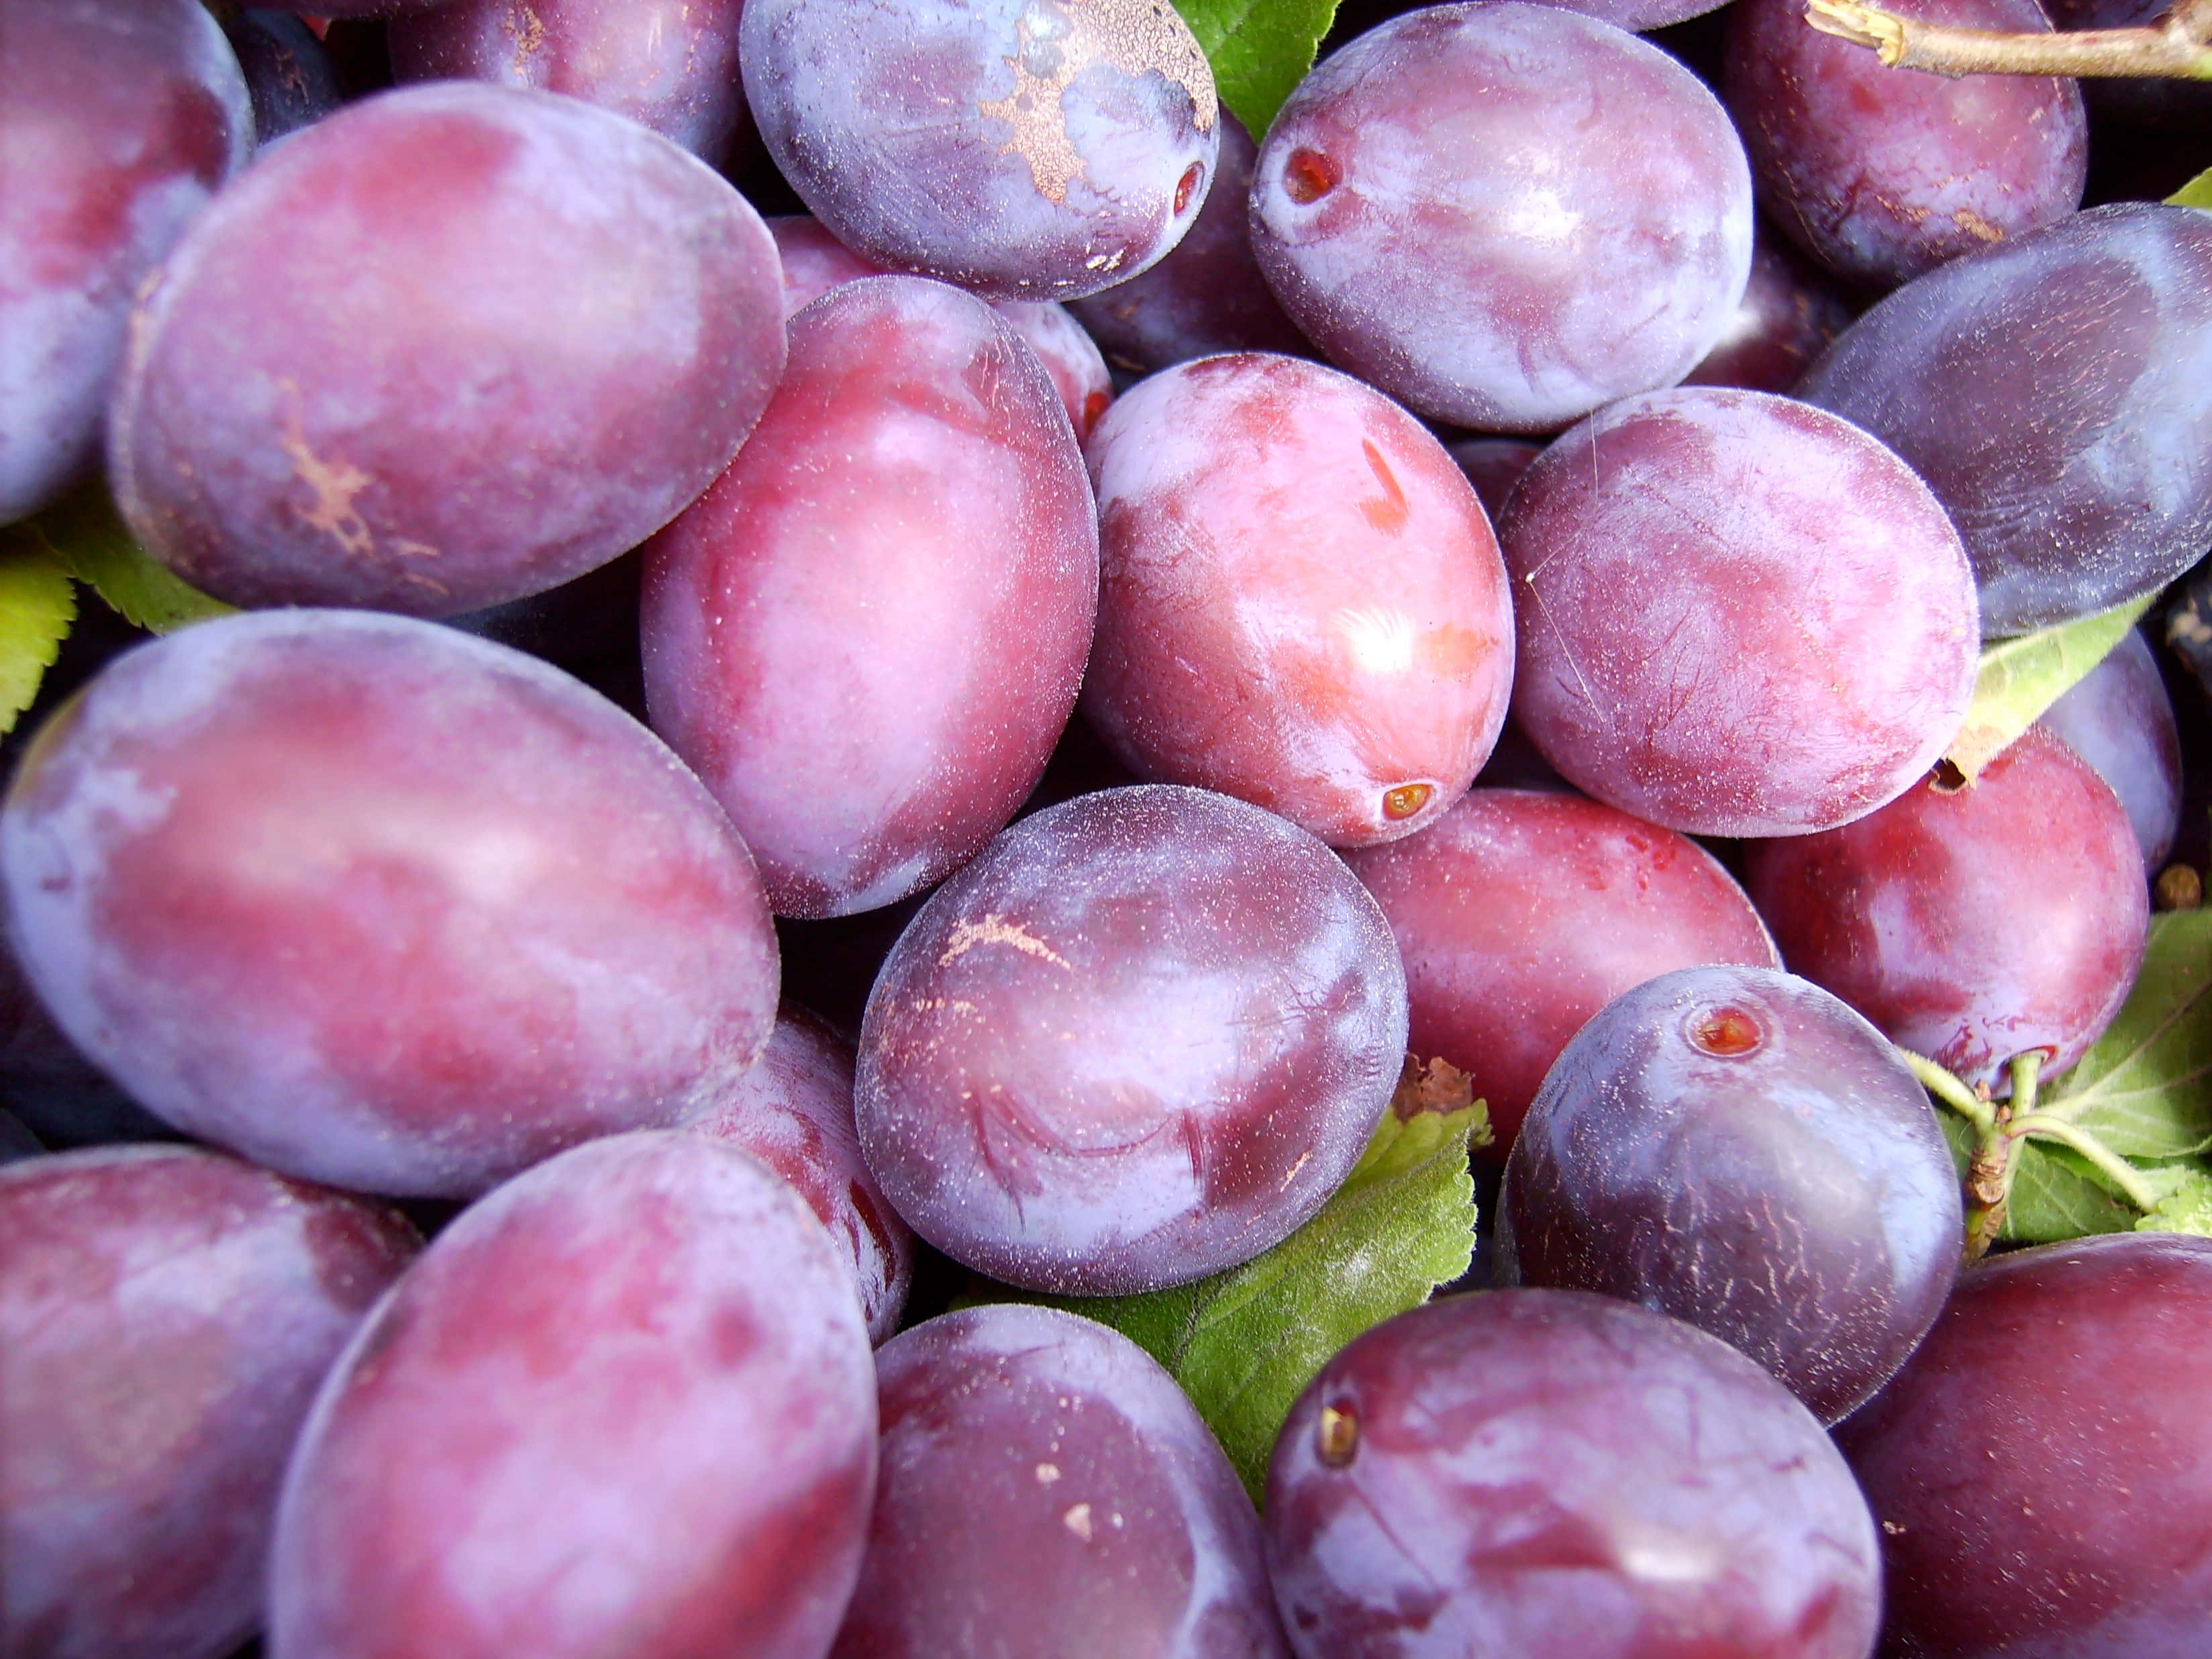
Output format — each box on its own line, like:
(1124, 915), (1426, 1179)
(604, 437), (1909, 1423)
(0, 533), (78, 736)
(1944, 593), (2158, 781)
(2137, 1164), (2212, 1235)
(989, 1062), (1487, 1502)
(2041, 908), (2212, 1160)
(2170, 168), (2212, 210)
(1172, 0), (1339, 140)
(19, 481), (232, 635)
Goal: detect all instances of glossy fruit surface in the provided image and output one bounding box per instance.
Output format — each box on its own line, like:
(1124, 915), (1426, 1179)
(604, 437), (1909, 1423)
(855, 785), (1407, 1295)
(1839, 1233), (2212, 1658)
(1, 611), (780, 1197)
(1745, 727), (2148, 1093)
(1265, 1289), (1882, 1658)
(2033, 627), (2182, 875)
(1498, 964), (1962, 1423)
(832, 1303), (1289, 1657)
(1499, 386), (1979, 836)
(109, 83), (785, 617)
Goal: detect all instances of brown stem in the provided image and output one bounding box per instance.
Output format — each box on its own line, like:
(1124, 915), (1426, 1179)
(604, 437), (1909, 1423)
(1805, 0), (2212, 77)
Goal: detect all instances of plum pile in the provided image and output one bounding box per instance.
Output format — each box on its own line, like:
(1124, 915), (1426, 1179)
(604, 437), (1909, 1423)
(3, 0), (2209, 1654)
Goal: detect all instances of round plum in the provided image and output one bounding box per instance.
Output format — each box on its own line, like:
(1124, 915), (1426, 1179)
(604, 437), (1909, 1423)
(107, 82), (786, 617)
(2035, 628), (2184, 875)
(854, 785), (1408, 1295)
(1082, 353), (1514, 847)
(1499, 386), (1980, 837)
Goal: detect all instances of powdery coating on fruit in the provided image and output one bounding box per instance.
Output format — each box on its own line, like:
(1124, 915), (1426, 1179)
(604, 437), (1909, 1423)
(768, 219), (1117, 441)
(1525, 0), (1731, 29)
(1446, 438), (1543, 522)
(0, 0), (250, 524)
(242, 0), (446, 16)
(681, 1005), (914, 1344)
(1344, 789), (1779, 1158)
(2035, 629), (2182, 874)
(1083, 354), (1514, 848)
(267, 1132), (878, 1659)
(1068, 113), (1311, 373)
(1841, 1234), (2212, 1656)
(0, 1145), (417, 1659)
(642, 277), (1097, 919)
(390, 0), (749, 164)
(1799, 203), (2212, 636)
(831, 1304), (1290, 1657)
(1724, 0), (2084, 291)
(855, 785), (1408, 1295)
(1498, 965), (1962, 1424)
(1249, 3), (1753, 435)
(744, 0), (1218, 301)
(1744, 726), (2149, 1095)
(1264, 1290), (1882, 1658)
(107, 82), (785, 617)
(1501, 387), (1980, 837)
(1683, 234), (1856, 395)
(0, 935), (168, 1149)
(0, 611), (780, 1197)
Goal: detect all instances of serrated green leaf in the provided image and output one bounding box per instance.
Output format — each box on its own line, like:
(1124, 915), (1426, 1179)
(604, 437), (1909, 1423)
(2137, 1164), (2212, 1235)
(0, 533), (78, 736)
(2170, 168), (2212, 210)
(1937, 1111), (2135, 1243)
(20, 481), (232, 635)
(1944, 595), (2158, 781)
(2041, 908), (2212, 1159)
(1003, 1093), (1485, 1502)
(1172, 0), (1338, 140)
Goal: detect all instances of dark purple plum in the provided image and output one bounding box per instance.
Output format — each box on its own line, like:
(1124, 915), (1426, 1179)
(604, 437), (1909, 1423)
(742, 0), (1219, 301)
(1527, 0), (1731, 30)
(1250, 3), (1753, 434)
(1445, 438), (1542, 521)
(1499, 386), (1980, 837)
(1744, 725), (2149, 1093)
(0, 0), (250, 523)
(390, 0), (749, 164)
(1265, 1290), (1882, 1658)
(0, 1106), (38, 1163)
(222, 9), (343, 142)
(1497, 965), (1963, 1423)
(1081, 353), (1514, 847)
(1682, 233), (1855, 394)
(268, 1132), (878, 1659)
(0, 936), (171, 1150)
(1723, 0), (2085, 289)
(681, 1006), (915, 1344)
(1839, 1234), (2212, 1657)
(766, 218), (1115, 440)
(2035, 627), (2183, 875)
(1344, 789), (1779, 1157)
(108, 82), (786, 617)
(854, 785), (1407, 1295)
(642, 276), (1097, 919)
(1797, 203), (2212, 636)
(0, 611), (780, 1199)
(2, 1145), (418, 1659)
(1067, 112), (1311, 372)
(831, 1304), (1288, 1657)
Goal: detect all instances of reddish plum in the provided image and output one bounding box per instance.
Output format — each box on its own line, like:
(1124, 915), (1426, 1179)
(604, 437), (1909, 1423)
(832, 1305), (1288, 1657)
(1, 1146), (417, 1659)
(1499, 387), (1980, 837)
(1344, 789), (1778, 1156)
(1445, 438), (1542, 521)
(681, 1006), (914, 1344)
(855, 786), (1407, 1295)
(2035, 628), (2183, 874)
(1083, 353), (1513, 847)
(1250, 3), (1752, 433)
(0, 611), (780, 1198)
(1682, 233), (1855, 394)
(0, 0), (250, 523)
(1744, 725), (2148, 1092)
(642, 276), (1097, 918)
(108, 83), (786, 617)
(268, 1132), (877, 1659)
